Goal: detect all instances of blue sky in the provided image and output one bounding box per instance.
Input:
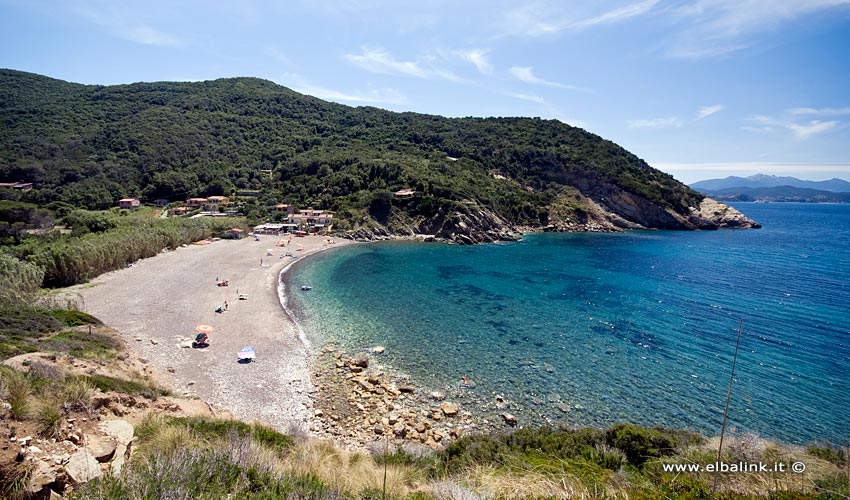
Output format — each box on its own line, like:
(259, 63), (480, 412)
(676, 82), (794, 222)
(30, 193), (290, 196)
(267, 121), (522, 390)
(2, 0), (849, 183)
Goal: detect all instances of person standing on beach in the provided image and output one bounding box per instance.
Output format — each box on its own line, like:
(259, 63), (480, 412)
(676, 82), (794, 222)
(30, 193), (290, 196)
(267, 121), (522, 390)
(224, 301), (228, 311)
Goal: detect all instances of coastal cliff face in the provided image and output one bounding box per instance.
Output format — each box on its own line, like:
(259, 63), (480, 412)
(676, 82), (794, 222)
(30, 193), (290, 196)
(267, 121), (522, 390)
(340, 191), (760, 244)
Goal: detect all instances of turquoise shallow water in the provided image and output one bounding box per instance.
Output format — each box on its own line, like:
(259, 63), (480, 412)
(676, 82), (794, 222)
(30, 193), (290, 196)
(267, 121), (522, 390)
(285, 203), (850, 444)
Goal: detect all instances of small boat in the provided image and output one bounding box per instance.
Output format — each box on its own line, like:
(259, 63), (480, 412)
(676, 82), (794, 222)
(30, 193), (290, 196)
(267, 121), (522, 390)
(300, 285), (312, 291)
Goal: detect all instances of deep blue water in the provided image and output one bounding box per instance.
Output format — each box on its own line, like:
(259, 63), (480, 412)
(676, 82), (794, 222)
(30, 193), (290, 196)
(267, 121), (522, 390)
(286, 203), (850, 444)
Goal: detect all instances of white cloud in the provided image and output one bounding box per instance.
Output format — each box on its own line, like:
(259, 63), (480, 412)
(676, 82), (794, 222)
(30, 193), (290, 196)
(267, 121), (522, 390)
(502, 92), (547, 104)
(72, 1), (182, 46)
(500, 4), (563, 37)
(345, 47), (428, 78)
(509, 66), (590, 92)
(745, 113), (843, 139)
(344, 47), (468, 83)
(788, 106), (850, 116)
(122, 25), (179, 46)
(281, 73), (407, 106)
(501, 0), (661, 37)
(784, 120), (840, 140)
(666, 0), (850, 59)
(627, 116), (684, 128)
(572, 0), (661, 29)
(457, 49), (493, 75)
(696, 104), (725, 119)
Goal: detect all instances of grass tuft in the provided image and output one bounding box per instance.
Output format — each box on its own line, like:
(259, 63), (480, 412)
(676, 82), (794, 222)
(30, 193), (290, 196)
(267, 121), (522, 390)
(60, 376), (94, 413)
(0, 367), (33, 420)
(33, 397), (64, 438)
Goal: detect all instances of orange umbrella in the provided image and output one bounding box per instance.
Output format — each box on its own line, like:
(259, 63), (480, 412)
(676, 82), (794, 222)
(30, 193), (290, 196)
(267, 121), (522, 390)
(195, 325), (215, 334)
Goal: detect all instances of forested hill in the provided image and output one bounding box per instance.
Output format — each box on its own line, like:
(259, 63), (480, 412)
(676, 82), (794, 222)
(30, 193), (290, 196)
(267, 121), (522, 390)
(0, 69), (757, 242)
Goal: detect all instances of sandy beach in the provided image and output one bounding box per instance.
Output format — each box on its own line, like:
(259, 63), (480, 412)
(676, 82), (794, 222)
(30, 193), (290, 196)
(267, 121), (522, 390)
(64, 234), (349, 434)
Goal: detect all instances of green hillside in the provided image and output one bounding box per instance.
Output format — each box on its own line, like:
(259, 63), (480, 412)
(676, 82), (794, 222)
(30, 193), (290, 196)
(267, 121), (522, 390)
(1, 69), (743, 240)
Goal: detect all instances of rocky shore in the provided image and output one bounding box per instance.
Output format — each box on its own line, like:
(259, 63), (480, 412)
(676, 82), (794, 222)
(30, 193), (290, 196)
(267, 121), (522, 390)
(335, 196), (760, 245)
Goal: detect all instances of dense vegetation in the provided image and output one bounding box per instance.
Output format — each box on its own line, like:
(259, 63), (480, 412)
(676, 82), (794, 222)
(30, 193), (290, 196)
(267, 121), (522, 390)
(68, 418), (850, 499)
(0, 69), (704, 231)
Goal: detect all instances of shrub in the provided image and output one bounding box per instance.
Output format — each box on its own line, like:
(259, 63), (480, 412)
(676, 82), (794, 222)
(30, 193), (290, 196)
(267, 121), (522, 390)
(807, 444), (848, 466)
(0, 306), (62, 361)
(83, 374), (170, 399)
(0, 253), (44, 305)
(41, 329), (121, 361)
(170, 416), (294, 451)
(48, 309), (101, 326)
(605, 424), (679, 468)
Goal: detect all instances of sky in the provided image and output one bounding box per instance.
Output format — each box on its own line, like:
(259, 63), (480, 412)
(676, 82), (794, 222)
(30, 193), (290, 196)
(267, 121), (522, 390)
(2, 0), (850, 184)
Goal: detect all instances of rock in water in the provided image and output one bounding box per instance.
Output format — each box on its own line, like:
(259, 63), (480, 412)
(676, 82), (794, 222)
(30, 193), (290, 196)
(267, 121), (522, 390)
(440, 402), (459, 416)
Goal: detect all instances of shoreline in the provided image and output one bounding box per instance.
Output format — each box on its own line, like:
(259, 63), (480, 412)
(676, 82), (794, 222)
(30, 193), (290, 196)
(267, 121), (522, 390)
(63, 234), (351, 436)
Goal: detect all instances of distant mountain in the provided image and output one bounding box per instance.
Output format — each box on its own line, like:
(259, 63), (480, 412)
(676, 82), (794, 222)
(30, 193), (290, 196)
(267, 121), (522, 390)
(700, 186), (850, 203)
(691, 174), (850, 193)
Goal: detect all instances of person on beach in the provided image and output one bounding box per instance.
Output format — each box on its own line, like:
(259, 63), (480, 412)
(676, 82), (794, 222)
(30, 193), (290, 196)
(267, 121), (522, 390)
(224, 301), (228, 311)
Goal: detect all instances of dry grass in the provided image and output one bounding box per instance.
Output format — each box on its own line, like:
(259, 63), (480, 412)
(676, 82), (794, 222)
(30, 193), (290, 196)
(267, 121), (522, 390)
(281, 439), (425, 496)
(33, 397), (64, 438)
(428, 480), (490, 500)
(60, 376), (94, 412)
(460, 464), (584, 499)
(0, 367), (33, 420)
(144, 424), (197, 456)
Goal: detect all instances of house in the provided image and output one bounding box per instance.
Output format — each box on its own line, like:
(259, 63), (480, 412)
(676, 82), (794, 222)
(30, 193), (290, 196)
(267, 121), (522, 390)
(287, 209), (335, 230)
(221, 228), (246, 239)
(253, 223), (287, 235)
(274, 204), (297, 214)
(0, 181), (34, 192)
(205, 196), (229, 212)
(186, 198), (208, 208)
(316, 213), (334, 225)
(170, 206), (190, 216)
(118, 198), (140, 209)
(394, 188), (415, 198)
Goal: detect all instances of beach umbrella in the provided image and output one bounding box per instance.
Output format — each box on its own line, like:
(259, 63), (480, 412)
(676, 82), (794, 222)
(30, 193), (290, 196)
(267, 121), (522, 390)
(238, 346), (256, 360)
(195, 324), (215, 334)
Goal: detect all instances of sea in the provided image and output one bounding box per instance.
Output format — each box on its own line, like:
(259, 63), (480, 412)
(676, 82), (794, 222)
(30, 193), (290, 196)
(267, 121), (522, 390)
(283, 203), (850, 444)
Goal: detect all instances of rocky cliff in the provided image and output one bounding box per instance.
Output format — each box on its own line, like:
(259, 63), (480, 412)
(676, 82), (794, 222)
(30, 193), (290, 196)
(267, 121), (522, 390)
(340, 185), (760, 244)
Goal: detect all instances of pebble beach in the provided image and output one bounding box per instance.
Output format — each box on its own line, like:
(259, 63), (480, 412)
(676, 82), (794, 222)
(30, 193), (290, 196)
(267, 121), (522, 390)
(65, 234), (346, 434)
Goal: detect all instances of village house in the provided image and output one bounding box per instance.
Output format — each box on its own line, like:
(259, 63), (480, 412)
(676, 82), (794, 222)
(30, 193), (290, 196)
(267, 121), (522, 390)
(186, 198), (208, 208)
(118, 198), (140, 209)
(204, 195), (229, 212)
(253, 223), (294, 235)
(286, 208), (334, 231)
(274, 204), (297, 214)
(0, 181), (34, 192)
(170, 206), (190, 216)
